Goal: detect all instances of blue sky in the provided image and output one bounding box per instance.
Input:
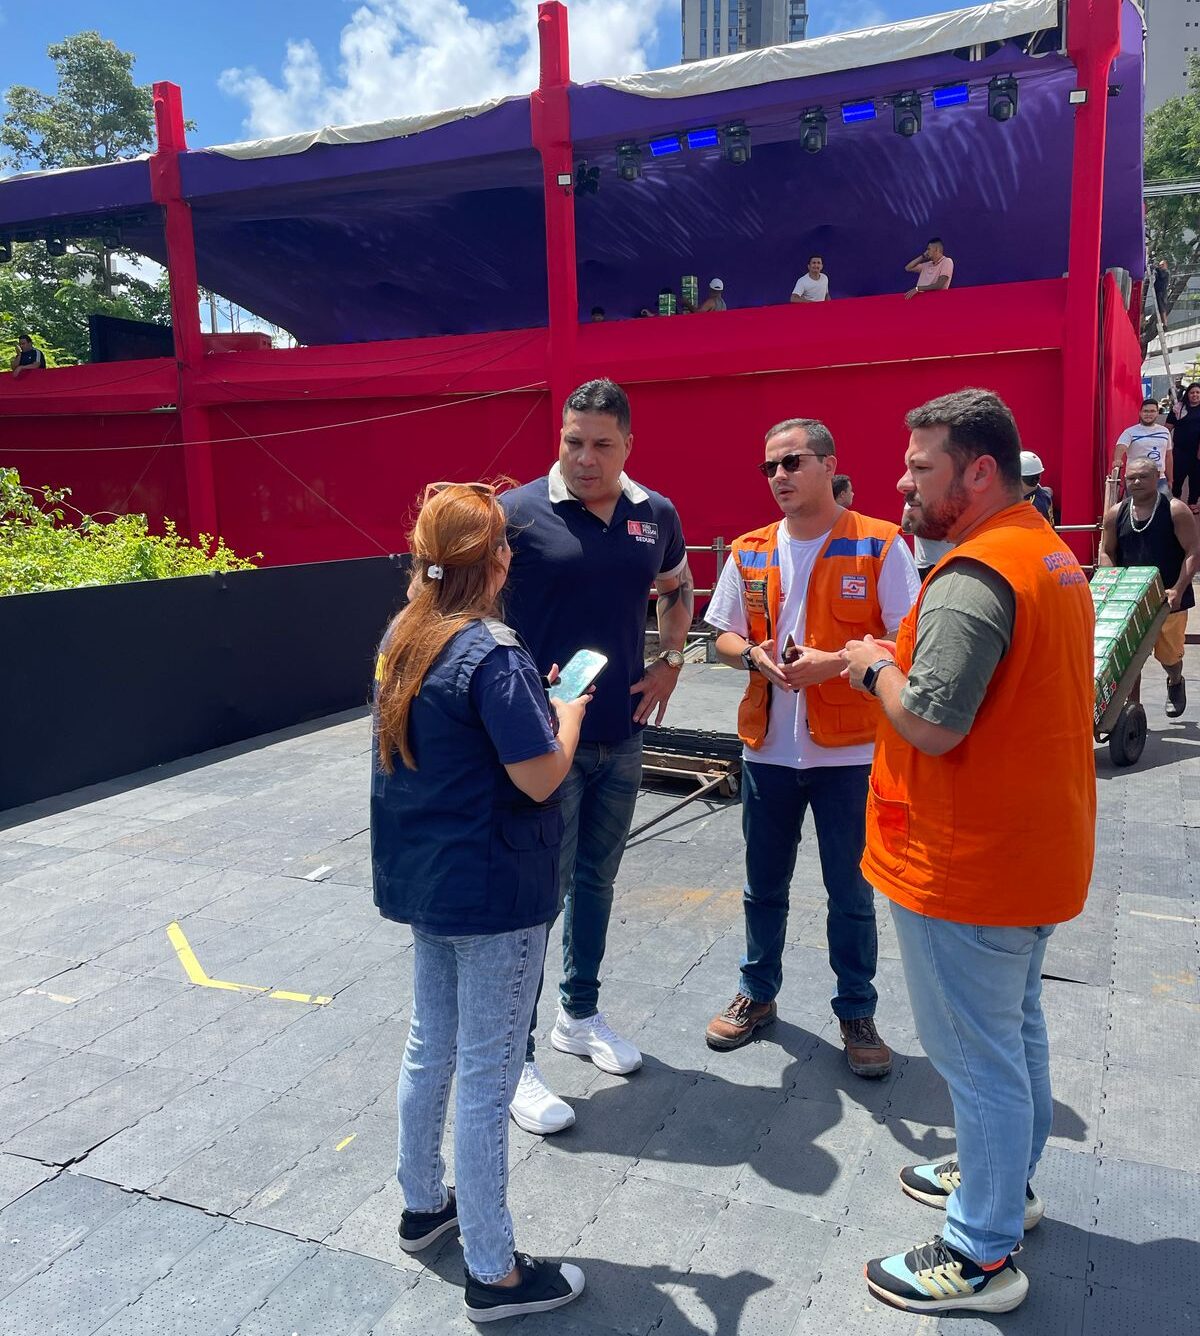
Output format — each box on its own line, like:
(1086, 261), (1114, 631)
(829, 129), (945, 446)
(1, 1), (970, 148)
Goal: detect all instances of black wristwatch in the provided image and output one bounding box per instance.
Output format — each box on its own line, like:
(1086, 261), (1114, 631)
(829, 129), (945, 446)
(741, 641), (758, 672)
(862, 659), (897, 696)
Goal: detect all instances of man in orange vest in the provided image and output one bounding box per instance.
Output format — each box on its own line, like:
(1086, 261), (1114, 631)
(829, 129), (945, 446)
(704, 417), (920, 1072)
(842, 389), (1095, 1316)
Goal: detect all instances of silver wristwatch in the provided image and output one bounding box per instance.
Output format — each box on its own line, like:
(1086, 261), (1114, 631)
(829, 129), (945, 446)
(658, 649), (685, 670)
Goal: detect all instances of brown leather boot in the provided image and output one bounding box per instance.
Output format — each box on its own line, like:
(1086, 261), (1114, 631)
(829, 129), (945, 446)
(839, 1016), (892, 1078)
(706, 993), (777, 1050)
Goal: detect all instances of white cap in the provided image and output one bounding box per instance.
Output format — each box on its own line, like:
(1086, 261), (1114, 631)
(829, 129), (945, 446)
(1020, 450), (1045, 476)
(709, 278), (724, 290)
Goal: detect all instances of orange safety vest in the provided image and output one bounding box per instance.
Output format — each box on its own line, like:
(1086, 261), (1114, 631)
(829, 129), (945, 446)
(732, 509), (902, 749)
(861, 502), (1096, 926)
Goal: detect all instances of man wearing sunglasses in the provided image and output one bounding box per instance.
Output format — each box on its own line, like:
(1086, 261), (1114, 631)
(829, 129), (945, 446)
(703, 419), (920, 1073)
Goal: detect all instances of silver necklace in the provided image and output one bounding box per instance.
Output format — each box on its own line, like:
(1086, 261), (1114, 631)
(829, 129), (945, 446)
(1129, 493), (1160, 533)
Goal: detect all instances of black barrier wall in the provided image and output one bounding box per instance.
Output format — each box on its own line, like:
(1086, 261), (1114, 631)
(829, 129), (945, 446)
(1, 555), (410, 812)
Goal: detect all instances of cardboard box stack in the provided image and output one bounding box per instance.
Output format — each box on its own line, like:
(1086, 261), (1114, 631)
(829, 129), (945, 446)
(681, 275), (699, 310)
(1090, 566), (1166, 726)
(657, 290), (678, 316)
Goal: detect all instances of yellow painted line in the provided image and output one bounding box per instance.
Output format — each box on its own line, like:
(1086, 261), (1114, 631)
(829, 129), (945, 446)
(335, 1134), (357, 1152)
(22, 987), (77, 1004)
(1130, 909), (1197, 924)
(166, 922), (331, 1006)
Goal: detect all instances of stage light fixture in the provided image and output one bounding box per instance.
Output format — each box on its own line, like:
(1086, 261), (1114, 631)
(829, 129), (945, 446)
(575, 162), (600, 196)
(648, 134), (682, 157)
(841, 100), (876, 125)
(616, 142), (643, 181)
(988, 75), (1019, 121)
(720, 122), (751, 165)
(892, 92), (922, 137)
(0, 238), (12, 264)
(45, 235), (67, 257)
(686, 127), (719, 150)
(932, 82), (970, 109)
(800, 109), (827, 155)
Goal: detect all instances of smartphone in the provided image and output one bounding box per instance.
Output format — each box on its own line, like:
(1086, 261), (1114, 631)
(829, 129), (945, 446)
(548, 649), (608, 701)
(783, 633), (802, 664)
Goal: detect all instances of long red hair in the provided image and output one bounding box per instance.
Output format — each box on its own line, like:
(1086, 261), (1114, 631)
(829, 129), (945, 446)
(376, 481), (511, 772)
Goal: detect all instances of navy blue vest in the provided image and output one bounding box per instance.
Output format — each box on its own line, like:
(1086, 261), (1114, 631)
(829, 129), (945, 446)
(370, 618), (562, 935)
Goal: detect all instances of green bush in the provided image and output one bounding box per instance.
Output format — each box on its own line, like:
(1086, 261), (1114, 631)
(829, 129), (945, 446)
(1, 467), (260, 596)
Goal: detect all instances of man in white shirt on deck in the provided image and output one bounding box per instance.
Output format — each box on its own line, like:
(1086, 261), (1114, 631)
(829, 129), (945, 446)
(1112, 398), (1173, 496)
(791, 256), (831, 303)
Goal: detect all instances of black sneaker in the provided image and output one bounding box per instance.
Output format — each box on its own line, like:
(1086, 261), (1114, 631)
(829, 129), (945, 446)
(865, 1234), (1028, 1314)
(464, 1252), (585, 1324)
(899, 1158), (1044, 1230)
(397, 1187), (458, 1253)
(1167, 677), (1187, 717)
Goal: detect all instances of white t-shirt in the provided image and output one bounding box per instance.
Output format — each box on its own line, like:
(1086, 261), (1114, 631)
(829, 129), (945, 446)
(912, 534), (954, 569)
(792, 273), (830, 302)
(706, 523), (921, 770)
(1115, 422), (1171, 476)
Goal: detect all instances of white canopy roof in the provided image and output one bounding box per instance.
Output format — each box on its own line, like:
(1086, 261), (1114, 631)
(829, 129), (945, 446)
(208, 0), (1061, 162)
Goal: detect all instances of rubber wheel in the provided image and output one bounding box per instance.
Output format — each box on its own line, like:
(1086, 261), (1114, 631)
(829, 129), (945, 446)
(1108, 701), (1147, 767)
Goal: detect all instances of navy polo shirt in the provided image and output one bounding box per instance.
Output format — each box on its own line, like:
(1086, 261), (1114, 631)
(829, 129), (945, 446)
(501, 465), (687, 744)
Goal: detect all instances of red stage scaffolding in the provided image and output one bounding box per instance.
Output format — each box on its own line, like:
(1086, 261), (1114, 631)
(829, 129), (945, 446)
(0, 0), (1144, 576)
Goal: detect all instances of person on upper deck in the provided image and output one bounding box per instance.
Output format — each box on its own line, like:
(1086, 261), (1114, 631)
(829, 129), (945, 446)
(10, 334), (46, 378)
(904, 238), (954, 301)
(684, 278), (727, 313)
(791, 256), (831, 303)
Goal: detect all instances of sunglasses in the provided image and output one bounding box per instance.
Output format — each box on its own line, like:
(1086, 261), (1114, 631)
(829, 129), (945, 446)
(758, 453), (825, 479)
(424, 480), (497, 501)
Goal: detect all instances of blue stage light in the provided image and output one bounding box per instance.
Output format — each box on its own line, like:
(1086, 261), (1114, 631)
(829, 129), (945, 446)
(841, 100), (876, 124)
(932, 83), (970, 109)
(648, 135), (682, 157)
(686, 127), (719, 149)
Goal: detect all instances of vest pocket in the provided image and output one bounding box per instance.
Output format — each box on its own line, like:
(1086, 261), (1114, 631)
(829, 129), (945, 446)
(494, 807), (562, 914)
(866, 777), (910, 876)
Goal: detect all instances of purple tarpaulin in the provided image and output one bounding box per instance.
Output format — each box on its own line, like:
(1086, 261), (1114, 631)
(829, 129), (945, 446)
(0, 3), (1144, 345)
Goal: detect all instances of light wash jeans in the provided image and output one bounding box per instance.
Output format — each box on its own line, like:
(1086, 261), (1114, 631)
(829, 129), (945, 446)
(525, 734), (643, 1061)
(397, 922), (547, 1283)
(890, 900), (1055, 1262)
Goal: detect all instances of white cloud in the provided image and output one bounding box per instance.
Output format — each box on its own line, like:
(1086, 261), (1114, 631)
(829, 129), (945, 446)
(220, 0), (676, 139)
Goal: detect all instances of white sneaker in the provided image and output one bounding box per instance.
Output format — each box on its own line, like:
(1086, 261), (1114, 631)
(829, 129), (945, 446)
(509, 1062), (575, 1135)
(550, 1008), (642, 1075)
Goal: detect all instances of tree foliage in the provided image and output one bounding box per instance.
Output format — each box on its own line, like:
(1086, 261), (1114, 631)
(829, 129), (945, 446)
(1, 31), (169, 330)
(1143, 55), (1200, 348)
(0, 244), (171, 365)
(0, 468), (259, 597)
(0, 32), (154, 170)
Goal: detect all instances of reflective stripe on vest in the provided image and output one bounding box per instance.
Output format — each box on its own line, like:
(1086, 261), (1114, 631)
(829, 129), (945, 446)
(861, 503), (1096, 926)
(732, 511), (900, 749)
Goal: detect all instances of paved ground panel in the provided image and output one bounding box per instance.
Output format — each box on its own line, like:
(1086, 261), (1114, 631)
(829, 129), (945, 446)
(0, 657), (1196, 1334)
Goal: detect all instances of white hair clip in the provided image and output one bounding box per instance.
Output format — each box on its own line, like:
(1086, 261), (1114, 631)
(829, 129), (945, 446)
(426, 564), (444, 580)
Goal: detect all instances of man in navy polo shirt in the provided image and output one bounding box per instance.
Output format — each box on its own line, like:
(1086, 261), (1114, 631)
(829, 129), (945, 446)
(501, 378), (692, 1135)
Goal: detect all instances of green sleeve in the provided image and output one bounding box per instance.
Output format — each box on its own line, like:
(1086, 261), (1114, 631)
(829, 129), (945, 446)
(901, 560), (1017, 734)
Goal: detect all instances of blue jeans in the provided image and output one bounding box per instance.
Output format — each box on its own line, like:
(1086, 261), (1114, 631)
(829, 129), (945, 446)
(740, 759), (878, 1019)
(526, 734), (643, 1061)
(890, 901), (1055, 1262)
(397, 922), (547, 1283)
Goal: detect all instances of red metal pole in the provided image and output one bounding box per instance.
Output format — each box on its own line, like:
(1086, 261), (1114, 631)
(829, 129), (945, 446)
(150, 81), (218, 542)
(531, 1), (579, 414)
(1061, 0), (1122, 562)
